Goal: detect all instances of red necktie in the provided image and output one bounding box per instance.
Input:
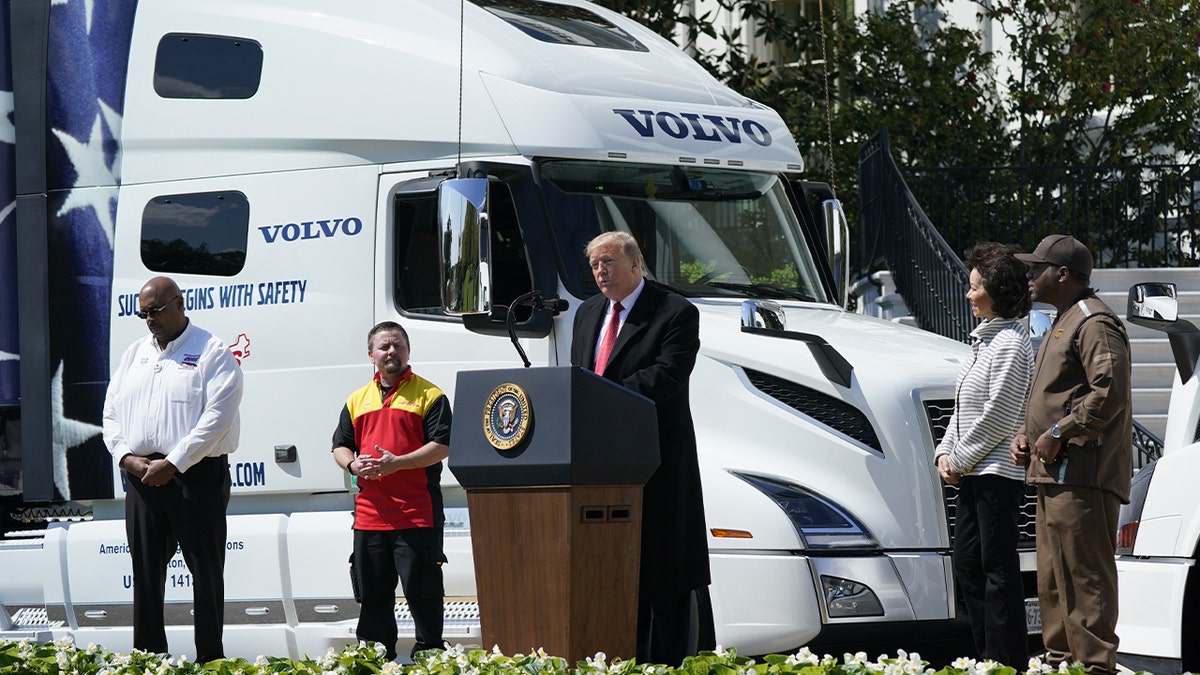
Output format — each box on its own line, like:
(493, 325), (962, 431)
(594, 302), (624, 376)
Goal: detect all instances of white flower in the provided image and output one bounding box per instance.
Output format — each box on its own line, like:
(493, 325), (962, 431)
(953, 657), (978, 670)
(586, 651), (610, 671)
(255, 655), (269, 666)
(846, 651), (869, 666)
(790, 647), (820, 666)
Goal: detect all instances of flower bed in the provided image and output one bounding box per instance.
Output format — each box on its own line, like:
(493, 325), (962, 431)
(0, 637), (1122, 675)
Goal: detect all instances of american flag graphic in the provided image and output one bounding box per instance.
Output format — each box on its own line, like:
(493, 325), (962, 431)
(0, 0), (138, 500)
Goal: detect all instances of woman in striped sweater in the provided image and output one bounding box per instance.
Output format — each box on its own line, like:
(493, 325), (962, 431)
(935, 242), (1034, 668)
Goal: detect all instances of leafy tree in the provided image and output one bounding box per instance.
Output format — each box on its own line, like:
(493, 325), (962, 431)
(596, 0), (1200, 265)
(986, 0), (1200, 167)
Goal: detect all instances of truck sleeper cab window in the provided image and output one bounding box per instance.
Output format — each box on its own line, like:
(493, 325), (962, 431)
(141, 191), (249, 276)
(154, 33), (264, 99)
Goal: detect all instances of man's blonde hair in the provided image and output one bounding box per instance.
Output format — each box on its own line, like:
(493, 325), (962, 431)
(585, 231), (646, 276)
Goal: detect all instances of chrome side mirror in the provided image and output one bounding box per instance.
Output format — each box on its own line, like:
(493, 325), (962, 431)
(438, 178), (491, 315)
(1128, 282), (1179, 326)
(741, 300), (786, 331)
(1028, 309), (1053, 354)
(824, 199), (850, 309)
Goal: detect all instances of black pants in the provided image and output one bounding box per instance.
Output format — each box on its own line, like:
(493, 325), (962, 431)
(953, 474), (1027, 667)
(353, 527), (446, 661)
(124, 455), (230, 663)
(636, 586), (715, 666)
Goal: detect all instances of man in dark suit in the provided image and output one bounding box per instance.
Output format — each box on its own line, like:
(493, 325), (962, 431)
(570, 231), (712, 666)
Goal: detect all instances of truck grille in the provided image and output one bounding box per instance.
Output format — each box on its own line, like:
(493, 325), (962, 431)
(924, 400), (1037, 549)
(744, 369), (881, 452)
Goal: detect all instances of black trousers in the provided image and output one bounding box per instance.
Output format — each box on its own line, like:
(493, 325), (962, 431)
(353, 527), (446, 661)
(953, 474), (1027, 667)
(124, 455), (230, 663)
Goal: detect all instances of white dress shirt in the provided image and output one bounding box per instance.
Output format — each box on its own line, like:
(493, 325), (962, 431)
(103, 320), (243, 473)
(593, 277), (646, 364)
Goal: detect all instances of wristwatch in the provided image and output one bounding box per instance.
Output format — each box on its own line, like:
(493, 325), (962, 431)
(1050, 423), (1063, 440)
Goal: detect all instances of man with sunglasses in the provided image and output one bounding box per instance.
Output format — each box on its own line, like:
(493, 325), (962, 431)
(102, 275), (244, 664)
(1010, 235), (1131, 675)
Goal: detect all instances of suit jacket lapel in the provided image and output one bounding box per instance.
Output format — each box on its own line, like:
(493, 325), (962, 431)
(578, 296), (606, 370)
(609, 283), (657, 362)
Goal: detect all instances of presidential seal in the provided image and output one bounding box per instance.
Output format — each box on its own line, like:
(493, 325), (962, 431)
(483, 383), (532, 450)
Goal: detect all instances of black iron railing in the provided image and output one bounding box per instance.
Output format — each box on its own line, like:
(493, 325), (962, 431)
(904, 162), (1200, 269)
(858, 128), (973, 343)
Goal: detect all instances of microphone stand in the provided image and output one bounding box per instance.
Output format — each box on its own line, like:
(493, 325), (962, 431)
(506, 291), (569, 368)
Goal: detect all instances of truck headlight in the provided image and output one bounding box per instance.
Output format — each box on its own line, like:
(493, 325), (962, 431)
(732, 472), (879, 550)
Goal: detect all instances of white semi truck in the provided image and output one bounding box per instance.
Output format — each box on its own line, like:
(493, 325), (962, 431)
(0, 0), (990, 661)
(1115, 282), (1200, 675)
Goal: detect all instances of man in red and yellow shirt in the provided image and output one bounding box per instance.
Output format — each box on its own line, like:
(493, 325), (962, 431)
(332, 321), (452, 661)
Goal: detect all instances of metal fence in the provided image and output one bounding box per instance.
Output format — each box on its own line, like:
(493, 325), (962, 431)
(904, 161), (1200, 269)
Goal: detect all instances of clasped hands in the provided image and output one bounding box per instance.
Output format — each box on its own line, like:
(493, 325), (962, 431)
(121, 455), (178, 487)
(350, 446), (403, 481)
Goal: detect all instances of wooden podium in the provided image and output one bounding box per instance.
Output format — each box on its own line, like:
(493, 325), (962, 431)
(449, 366), (659, 663)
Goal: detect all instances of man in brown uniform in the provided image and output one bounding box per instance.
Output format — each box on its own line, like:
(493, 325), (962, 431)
(1010, 235), (1132, 675)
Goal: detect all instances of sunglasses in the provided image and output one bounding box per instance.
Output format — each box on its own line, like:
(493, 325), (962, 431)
(134, 296), (180, 319)
(134, 305), (170, 320)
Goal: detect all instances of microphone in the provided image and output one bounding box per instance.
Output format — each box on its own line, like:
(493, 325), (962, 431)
(538, 297), (569, 312)
(505, 291), (570, 368)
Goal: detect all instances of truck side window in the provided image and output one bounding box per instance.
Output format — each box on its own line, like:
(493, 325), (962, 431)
(141, 191), (249, 276)
(393, 181), (532, 316)
(154, 33), (263, 99)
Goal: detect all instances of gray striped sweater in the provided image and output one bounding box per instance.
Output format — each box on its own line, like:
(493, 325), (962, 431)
(934, 317), (1033, 480)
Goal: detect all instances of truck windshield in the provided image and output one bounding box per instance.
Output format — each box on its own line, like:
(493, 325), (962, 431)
(540, 160), (830, 303)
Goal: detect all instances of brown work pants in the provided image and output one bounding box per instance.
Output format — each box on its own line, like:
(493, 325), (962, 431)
(1036, 483), (1121, 675)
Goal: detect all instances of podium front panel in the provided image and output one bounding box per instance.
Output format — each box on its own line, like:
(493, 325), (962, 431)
(448, 366), (659, 488)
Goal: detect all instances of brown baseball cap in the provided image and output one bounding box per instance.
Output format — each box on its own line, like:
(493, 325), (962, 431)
(1015, 234), (1093, 279)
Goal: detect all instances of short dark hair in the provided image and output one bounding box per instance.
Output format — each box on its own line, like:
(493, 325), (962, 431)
(367, 321), (409, 350)
(965, 242), (1033, 319)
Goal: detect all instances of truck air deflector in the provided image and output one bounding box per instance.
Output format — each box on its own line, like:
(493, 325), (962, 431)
(740, 326), (853, 389)
(741, 368), (879, 453)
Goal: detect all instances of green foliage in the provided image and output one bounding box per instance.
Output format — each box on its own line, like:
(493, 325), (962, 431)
(983, 0), (1200, 166)
(0, 639), (1146, 675)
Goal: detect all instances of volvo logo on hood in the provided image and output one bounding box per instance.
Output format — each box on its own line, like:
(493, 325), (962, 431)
(613, 109), (773, 147)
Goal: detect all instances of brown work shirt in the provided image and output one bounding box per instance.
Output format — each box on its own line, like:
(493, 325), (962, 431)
(1023, 293), (1132, 503)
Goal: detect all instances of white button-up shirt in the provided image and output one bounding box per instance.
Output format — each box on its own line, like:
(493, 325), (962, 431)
(102, 320), (243, 473)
